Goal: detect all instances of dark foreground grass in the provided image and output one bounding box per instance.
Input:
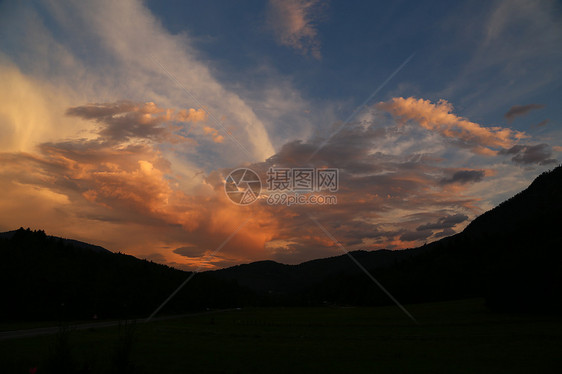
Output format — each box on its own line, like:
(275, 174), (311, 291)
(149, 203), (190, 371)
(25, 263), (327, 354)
(1, 299), (561, 373)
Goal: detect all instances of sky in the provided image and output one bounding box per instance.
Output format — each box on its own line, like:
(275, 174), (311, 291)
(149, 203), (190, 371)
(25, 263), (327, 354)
(0, 0), (561, 270)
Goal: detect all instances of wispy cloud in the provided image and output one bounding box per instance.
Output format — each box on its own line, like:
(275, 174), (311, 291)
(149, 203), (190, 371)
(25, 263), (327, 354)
(504, 104), (545, 123)
(440, 170), (486, 185)
(267, 0), (324, 59)
(67, 101), (209, 144)
(416, 213), (468, 231)
(532, 119), (549, 128)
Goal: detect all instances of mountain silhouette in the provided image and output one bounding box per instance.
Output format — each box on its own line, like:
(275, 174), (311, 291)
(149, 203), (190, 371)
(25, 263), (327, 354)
(0, 230), (111, 254)
(210, 250), (414, 300)
(0, 228), (250, 321)
(1, 166), (561, 321)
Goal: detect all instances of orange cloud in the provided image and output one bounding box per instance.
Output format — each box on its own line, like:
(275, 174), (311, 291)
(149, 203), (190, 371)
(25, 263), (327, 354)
(0, 96), (283, 270)
(176, 108), (208, 123)
(202, 126), (225, 143)
(267, 0), (323, 59)
(377, 97), (527, 155)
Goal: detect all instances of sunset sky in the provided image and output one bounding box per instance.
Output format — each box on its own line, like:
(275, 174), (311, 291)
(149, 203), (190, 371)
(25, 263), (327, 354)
(1, 0), (561, 270)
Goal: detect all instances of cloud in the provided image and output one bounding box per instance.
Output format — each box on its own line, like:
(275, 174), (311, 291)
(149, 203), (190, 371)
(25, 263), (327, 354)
(376, 97), (526, 155)
(504, 104), (545, 123)
(236, 110), (496, 255)
(532, 119), (549, 128)
(417, 214), (468, 231)
(400, 230), (432, 242)
(1, 91), (554, 270)
(440, 170), (485, 185)
(0, 132), (281, 270)
(267, 0), (323, 59)
(437, 0), (562, 117)
(0, 87), (281, 271)
(173, 245), (207, 258)
(0, 92), (551, 269)
(66, 101), (212, 144)
(500, 143), (558, 165)
(143, 252), (167, 263)
(433, 228), (456, 239)
(0, 63), (90, 153)
(202, 126), (225, 143)
(396, 214), (469, 243)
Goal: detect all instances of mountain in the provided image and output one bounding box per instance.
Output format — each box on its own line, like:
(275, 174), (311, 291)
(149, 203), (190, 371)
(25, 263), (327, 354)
(210, 249), (415, 298)
(0, 228), (252, 321)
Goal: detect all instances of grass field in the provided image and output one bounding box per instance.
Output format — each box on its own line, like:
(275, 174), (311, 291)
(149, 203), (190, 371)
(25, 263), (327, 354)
(1, 299), (561, 373)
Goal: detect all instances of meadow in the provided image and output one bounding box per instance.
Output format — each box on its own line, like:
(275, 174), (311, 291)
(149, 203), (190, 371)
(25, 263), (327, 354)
(1, 298), (561, 373)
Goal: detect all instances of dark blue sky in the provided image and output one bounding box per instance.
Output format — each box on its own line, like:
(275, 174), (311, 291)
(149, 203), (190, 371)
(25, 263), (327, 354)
(145, 0), (561, 132)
